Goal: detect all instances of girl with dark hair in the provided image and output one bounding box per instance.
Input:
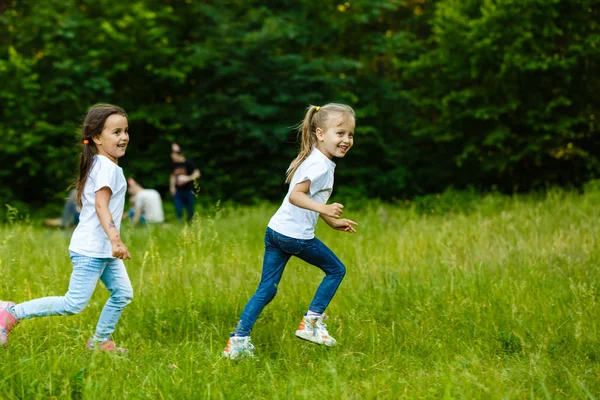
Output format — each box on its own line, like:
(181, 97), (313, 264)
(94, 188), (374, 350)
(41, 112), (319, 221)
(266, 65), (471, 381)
(0, 104), (134, 352)
(223, 103), (358, 360)
(169, 142), (200, 222)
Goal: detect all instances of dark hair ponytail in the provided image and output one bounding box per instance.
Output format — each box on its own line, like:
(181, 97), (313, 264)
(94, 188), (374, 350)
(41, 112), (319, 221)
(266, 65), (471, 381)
(70, 104), (128, 206)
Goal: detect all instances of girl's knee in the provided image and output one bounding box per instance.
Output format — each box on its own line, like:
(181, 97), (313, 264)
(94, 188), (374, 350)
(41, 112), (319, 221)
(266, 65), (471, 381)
(255, 285), (277, 303)
(263, 290), (278, 303)
(121, 289), (134, 305)
(112, 286), (134, 306)
(122, 291), (134, 306)
(64, 297), (88, 315)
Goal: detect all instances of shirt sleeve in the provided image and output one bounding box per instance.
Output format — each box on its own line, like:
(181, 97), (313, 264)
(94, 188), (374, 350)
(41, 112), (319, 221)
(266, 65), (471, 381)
(297, 162), (328, 196)
(93, 160), (120, 194)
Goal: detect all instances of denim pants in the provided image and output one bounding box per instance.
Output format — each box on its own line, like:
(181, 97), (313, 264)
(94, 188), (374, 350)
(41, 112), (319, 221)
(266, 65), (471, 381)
(128, 208), (147, 225)
(234, 227), (346, 336)
(174, 190), (195, 221)
(14, 251), (134, 341)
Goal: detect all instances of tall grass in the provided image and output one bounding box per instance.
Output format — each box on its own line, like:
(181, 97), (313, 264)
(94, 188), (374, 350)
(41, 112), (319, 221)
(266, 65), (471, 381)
(0, 188), (598, 399)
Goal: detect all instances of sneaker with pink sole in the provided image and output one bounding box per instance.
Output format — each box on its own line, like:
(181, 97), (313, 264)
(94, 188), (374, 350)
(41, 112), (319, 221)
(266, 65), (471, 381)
(86, 339), (127, 353)
(0, 301), (18, 347)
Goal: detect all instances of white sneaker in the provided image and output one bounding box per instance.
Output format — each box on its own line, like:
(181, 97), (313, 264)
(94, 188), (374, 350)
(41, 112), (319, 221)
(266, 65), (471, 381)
(295, 314), (337, 347)
(223, 336), (255, 360)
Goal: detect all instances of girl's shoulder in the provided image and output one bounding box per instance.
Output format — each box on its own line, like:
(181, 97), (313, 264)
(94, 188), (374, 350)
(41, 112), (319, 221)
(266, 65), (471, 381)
(301, 151), (333, 170)
(95, 155), (121, 169)
(91, 155), (123, 177)
(299, 157), (322, 171)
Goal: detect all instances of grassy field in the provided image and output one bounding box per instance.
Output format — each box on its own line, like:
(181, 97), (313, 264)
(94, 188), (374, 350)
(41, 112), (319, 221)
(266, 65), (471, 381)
(0, 188), (598, 399)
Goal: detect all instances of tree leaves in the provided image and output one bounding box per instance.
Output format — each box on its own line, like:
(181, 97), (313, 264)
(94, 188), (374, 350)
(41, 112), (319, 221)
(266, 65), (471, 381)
(0, 0), (598, 209)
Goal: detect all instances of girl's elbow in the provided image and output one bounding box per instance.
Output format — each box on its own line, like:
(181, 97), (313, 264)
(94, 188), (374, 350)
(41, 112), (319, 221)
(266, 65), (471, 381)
(289, 193), (299, 206)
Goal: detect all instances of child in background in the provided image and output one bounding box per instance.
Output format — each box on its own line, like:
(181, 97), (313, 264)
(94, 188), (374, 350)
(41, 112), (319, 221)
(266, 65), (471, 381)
(127, 177), (165, 225)
(224, 103), (358, 360)
(0, 104), (134, 352)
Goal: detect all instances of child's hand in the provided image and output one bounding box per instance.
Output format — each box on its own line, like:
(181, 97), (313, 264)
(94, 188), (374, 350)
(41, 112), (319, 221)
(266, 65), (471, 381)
(322, 203), (344, 218)
(111, 241), (131, 260)
(332, 218), (358, 233)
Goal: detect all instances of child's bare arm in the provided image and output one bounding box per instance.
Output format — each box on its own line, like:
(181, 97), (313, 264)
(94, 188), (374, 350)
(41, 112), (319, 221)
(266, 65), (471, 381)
(289, 180), (344, 218)
(96, 187), (131, 259)
(320, 214), (359, 233)
(169, 174), (176, 195)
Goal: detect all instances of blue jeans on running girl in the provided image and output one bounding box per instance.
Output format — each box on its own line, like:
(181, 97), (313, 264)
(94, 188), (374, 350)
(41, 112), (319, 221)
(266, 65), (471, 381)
(234, 227), (346, 336)
(13, 251), (133, 341)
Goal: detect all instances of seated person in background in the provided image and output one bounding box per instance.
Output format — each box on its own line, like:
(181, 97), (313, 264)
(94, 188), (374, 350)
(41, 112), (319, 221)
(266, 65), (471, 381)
(43, 189), (81, 228)
(127, 178), (165, 225)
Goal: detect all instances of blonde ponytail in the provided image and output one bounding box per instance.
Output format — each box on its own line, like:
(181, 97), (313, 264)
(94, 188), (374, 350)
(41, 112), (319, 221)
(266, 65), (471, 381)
(285, 105), (320, 183)
(285, 103), (356, 184)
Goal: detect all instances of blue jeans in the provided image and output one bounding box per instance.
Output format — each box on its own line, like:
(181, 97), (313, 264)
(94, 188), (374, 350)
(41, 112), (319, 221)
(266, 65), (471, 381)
(14, 251), (133, 341)
(234, 227), (346, 336)
(174, 190), (195, 221)
(128, 208), (147, 224)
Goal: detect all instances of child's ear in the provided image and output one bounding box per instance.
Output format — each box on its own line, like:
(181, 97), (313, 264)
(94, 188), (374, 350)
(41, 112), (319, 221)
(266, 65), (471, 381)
(315, 127), (324, 141)
(92, 135), (102, 146)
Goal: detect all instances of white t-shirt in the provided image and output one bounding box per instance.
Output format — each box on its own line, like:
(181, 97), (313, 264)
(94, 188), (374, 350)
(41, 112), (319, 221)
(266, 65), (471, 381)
(69, 155), (127, 258)
(268, 147), (335, 239)
(134, 189), (164, 223)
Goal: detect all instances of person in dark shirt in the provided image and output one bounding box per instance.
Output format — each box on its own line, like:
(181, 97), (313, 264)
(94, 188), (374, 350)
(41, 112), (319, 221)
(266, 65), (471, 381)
(170, 142), (201, 221)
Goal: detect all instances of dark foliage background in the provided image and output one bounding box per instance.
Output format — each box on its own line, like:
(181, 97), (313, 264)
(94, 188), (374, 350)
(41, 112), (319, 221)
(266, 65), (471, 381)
(1, 0), (598, 210)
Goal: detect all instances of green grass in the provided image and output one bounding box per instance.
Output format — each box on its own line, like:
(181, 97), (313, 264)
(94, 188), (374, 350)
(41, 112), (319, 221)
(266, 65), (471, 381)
(0, 189), (599, 399)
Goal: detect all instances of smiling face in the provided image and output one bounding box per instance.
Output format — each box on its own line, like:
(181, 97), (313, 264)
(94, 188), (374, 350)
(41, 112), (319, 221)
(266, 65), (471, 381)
(315, 113), (355, 159)
(92, 114), (129, 164)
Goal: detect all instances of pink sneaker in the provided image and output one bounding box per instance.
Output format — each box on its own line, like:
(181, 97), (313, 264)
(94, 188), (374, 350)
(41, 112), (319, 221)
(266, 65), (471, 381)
(0, 301), (18, 347)
(86, 339), (127, 353)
